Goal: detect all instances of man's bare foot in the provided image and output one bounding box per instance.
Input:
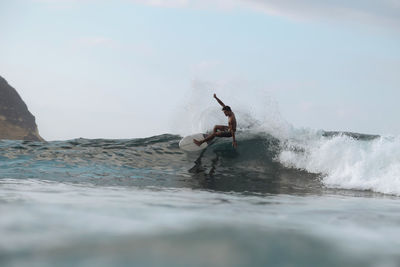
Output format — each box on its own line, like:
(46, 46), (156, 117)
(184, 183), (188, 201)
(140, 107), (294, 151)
(193, 139), (202, 146)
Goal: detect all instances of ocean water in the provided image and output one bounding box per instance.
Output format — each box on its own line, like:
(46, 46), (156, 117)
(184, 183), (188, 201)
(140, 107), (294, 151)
(1, 132), (400, 267)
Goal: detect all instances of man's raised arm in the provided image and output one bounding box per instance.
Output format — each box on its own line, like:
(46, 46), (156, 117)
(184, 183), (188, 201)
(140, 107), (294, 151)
(213, 94), (225, 107)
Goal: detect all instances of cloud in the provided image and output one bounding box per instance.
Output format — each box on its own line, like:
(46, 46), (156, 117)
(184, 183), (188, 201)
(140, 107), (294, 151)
(32, 0), (400, 27)
(77, 37), (112, 46)
(129, 0), (239, 9)
(129, 0), (400, 28)
(72, 36), (120, 49)
(244, 0), (400, 26)
(191, 60), (222, 73)
(130, 0), (189, 8)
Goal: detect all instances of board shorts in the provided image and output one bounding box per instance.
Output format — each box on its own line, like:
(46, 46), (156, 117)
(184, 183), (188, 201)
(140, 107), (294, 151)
(217, 131), (233, 137)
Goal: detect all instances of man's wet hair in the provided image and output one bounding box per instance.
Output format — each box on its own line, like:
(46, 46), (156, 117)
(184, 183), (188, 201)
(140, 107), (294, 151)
(222, 106), (231, 112)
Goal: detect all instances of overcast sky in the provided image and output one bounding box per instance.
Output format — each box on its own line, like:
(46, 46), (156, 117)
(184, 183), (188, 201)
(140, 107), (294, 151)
(1, 0), (399, 140)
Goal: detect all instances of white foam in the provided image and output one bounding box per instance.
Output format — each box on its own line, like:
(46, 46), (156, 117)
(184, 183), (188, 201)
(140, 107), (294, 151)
(278, 131), (400, 195)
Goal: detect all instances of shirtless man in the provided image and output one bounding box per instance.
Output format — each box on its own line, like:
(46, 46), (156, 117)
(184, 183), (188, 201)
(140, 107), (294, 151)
(193, 94), (237, 148)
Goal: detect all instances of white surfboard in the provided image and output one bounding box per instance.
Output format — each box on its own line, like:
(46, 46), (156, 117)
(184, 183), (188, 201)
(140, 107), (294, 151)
(179, 133), (208, 152)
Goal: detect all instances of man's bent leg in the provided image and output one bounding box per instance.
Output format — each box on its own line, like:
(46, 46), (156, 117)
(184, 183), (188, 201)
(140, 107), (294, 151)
(213, 125), (229, 133)
(193, 133), (216, 146)
(193, 125), (230, 146)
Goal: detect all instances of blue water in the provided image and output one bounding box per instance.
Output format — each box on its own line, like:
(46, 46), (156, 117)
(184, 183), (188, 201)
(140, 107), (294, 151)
(0, 133), (399, 267)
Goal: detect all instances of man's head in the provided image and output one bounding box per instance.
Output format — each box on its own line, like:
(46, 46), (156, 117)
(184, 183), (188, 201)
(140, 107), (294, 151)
(222, 106), (232, 116)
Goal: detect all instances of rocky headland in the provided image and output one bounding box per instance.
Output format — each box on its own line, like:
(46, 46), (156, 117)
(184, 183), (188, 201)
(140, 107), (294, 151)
(0, 76), (44, 141)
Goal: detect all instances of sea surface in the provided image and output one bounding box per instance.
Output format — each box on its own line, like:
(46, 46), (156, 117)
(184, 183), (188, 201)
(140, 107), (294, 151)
(1, 131), (400, 267)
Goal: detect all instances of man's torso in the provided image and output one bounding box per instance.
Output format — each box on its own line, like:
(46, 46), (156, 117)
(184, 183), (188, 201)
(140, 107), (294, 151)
(228, 113), (237, 132)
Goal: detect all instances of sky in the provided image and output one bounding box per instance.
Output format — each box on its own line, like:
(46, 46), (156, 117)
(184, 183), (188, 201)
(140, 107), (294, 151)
(0, 0), (399, 140)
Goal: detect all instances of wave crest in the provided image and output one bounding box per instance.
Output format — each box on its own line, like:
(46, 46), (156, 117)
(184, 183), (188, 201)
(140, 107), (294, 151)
(278, 131), (400, 195)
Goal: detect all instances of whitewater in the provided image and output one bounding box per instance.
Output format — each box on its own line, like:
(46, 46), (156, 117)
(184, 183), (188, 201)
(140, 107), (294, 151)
(279, 130), (400, 196)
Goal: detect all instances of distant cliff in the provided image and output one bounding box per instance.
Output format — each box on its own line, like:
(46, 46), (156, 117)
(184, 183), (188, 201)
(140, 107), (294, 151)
(0, 76), (44, 141)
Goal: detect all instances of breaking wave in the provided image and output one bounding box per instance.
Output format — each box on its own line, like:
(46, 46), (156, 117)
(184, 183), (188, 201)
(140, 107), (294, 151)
(278, 130), (400, 195)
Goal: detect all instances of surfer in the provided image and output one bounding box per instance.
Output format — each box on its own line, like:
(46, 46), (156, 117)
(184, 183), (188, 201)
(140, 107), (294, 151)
(193, 94), (237, 148)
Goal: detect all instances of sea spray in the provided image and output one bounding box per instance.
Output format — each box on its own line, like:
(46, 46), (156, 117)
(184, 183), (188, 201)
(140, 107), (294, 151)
(170, 79), (289, 137)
